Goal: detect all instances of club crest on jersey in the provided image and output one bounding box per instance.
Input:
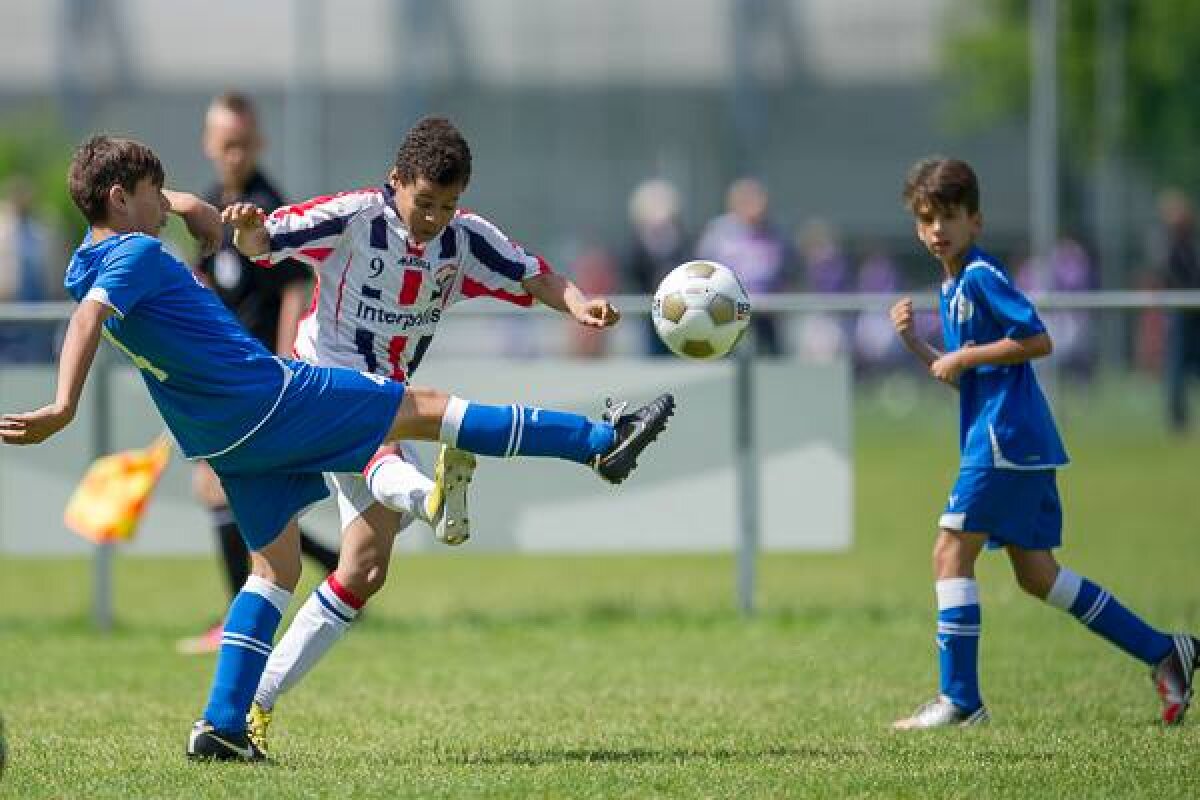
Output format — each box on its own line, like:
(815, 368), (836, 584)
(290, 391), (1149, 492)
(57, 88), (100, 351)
(432, 263), (457, 306)
(950, 291), (974, 324)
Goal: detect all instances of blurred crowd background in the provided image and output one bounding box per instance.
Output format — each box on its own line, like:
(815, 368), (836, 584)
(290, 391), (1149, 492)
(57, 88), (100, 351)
(1, 0), (1198, 431)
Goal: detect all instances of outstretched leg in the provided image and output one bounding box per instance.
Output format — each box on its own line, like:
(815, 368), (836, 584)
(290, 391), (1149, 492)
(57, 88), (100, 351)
(1010, 546), (1196, 724)
(387, 387), (674, 485)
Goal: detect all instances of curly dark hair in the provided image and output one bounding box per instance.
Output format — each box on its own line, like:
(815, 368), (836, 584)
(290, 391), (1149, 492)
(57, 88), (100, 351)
(902, 157), (980, 215)
(391, 116), (472, 188)
(68, 135), (165, 224)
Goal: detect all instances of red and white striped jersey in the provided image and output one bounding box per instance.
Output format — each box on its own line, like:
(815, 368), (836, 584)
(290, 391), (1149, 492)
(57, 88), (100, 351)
(257, 185), (551, 381)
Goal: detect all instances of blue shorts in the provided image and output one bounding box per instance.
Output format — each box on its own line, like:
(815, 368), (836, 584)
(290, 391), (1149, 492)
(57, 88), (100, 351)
(208, 361), (405, 550)
(938, 467), (1062, 550)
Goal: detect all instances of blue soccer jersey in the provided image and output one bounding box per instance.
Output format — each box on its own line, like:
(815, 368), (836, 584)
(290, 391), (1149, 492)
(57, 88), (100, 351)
(939, 246), (1069, 469)
(64, 232), (292, 459)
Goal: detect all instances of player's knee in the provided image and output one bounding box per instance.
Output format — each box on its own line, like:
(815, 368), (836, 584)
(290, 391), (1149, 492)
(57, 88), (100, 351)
(406, 385), (449, 417)
(362, 561), (390, 596)
(390, 385), (450, 441)
(251, 558), (301, 591)
(191, 465), (227, 508)
(339, 553), (388, 598)
(931, 534), (959, 574)
(1016, 566), (1055, 599)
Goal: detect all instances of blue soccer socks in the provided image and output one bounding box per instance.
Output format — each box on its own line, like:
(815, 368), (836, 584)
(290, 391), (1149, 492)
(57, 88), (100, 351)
(440, 396), (615, 464)
(935, 578), (983, 713)
(1045, 567), (1173, 666)
(202, 575), (292, 733)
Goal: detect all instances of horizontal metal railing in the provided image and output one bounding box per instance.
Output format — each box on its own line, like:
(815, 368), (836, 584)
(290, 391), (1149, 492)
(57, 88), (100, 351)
(3, 289), (1200, 323)
(3, 290), (1199, 629)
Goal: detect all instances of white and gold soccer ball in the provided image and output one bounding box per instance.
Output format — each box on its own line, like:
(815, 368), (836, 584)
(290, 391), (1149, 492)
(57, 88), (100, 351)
(651, 260), (752, 359)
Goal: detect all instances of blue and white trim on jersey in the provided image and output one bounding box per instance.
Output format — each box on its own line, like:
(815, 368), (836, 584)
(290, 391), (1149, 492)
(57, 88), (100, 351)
(83, 286), (125, 318)
(191, 358), (296, 462)
(988, 426), (1069, 471)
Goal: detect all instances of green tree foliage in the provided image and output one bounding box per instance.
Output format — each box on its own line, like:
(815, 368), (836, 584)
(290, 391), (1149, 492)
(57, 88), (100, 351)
(943, 0), (1200, 188)
(0, 111), (83, 245)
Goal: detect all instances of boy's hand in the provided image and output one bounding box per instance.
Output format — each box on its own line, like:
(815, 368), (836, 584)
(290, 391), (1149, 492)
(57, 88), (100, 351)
(930, 351), (966, 385)
(222, 203), (267, 231)
(569, 296), (620, 329)
(890, 296), (917, 340)
(0, 404), (73, 445)
(222, 203), (270, 258)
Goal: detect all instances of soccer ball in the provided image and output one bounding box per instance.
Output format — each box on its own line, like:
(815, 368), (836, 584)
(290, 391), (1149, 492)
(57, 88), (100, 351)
(652, 260), (752, 359)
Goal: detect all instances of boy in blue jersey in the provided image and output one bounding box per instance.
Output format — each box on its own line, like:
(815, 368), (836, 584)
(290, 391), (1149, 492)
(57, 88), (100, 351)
(0, 135), (674, 761)
(889, 157), (1197, 729)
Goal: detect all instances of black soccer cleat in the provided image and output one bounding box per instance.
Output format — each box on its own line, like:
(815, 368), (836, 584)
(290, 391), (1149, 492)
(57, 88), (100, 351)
(186, 719), (267, 762)
(592, 393), (675, 485)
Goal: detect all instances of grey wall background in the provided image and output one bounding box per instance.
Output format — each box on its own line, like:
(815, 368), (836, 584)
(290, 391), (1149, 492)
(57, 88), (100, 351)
(0, 358), (851, 555)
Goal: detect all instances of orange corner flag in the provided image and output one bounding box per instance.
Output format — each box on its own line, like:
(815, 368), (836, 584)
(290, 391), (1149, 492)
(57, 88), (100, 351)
(63, 433), (174, 544)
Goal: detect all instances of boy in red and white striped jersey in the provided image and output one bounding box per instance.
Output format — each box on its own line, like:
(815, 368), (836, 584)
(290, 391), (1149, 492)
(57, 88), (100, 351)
(225, 116), (626, 753)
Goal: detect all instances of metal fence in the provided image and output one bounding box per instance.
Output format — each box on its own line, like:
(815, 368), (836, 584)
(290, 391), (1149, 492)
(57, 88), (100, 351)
(2, 290), (1199, 629)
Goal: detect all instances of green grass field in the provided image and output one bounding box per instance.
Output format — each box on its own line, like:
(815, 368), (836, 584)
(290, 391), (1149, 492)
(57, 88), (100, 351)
(2, 383), (1198, 798)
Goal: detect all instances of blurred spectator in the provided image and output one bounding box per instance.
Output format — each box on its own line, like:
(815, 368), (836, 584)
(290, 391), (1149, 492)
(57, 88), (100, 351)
(1158, 188), (1200, 433)
(176, 90), (340, 655)
(1016, 236), (1097, 382)
(0, 177), (62, 363)
(1132, 267), (1167, 376)
(624, 179), (690, 356)
(695, 177), (790, 356)
(852, 246), (906, 374)
(795, 218), (851, 362)
(565, 244), (619, 358)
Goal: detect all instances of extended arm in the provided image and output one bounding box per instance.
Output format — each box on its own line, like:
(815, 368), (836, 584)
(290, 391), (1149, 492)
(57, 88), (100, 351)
(522, 271), (620, 329)
(0, 299), (114, 444)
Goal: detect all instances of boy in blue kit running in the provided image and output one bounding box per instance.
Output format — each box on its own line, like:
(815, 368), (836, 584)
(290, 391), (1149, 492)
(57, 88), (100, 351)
(0, 135), (674, 761)
(889, 156), (1197, 730)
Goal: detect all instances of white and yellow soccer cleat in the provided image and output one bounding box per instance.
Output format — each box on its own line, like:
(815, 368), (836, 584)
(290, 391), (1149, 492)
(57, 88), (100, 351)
(246, 702), (272, 757)
(425, 445), (476, 546)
